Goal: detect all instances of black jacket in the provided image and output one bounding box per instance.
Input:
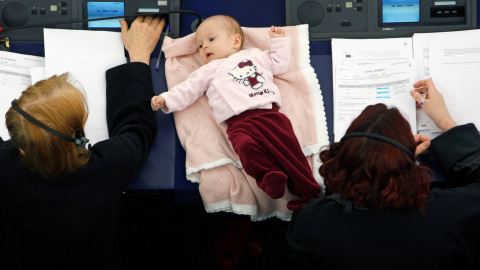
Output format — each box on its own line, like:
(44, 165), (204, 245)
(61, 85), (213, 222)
(0, 62), (158, 269)
(287, 123), (480, 270)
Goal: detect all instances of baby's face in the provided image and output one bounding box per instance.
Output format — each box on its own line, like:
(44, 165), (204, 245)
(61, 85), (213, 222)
(196, 20), (239, 64)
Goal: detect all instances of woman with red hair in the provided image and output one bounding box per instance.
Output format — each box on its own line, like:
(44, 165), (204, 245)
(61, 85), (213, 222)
(286, 79), (480, 269)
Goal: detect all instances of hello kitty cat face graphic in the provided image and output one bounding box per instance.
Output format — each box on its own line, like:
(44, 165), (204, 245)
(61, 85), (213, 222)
(228, 60), (256, 80)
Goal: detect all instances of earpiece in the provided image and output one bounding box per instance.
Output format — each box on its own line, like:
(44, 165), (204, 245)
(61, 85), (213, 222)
(11, 99), (90, 149)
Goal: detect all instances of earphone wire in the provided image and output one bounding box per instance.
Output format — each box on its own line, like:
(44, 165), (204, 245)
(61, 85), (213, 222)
(11, 99), (89, 148)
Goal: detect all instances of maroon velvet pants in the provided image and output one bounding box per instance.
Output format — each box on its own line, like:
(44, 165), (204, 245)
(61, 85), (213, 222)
(226, 105), (321, 210)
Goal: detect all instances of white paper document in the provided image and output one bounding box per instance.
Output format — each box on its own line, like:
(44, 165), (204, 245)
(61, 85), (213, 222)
(331, 38), (415, 141)
(331, 38), (413, 65)
(334, 60), (416, 141)
(413, 29), (480, 133)
(429, 35), (480, 129)
(44, 28), (127, 145)
(412, 29), (480, 81)
(30, 66), (46, 85)
(0, 52), (45, 140)
(0, 51), (45, 69)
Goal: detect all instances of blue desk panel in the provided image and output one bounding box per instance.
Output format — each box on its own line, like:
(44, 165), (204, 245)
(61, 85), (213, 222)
(128, 57), (176, 191)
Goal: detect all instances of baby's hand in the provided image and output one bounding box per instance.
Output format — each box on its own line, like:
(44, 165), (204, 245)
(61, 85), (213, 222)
(269, 26), (285, 38)
(151, 95), (165, 111)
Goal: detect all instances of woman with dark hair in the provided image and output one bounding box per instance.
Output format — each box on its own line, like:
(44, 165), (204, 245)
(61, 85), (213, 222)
(286, 79), (480, 269)
(321, 104), (432, 212)
(0, 16), (165, 269)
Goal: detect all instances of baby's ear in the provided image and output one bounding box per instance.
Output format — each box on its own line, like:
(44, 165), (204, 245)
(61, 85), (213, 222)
(233, 34), (242, 49)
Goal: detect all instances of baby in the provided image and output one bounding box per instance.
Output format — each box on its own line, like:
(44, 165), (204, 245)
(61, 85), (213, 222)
(151, 15), (321, 209)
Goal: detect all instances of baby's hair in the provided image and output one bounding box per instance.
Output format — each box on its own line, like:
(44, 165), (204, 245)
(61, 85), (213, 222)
(206, 15), (244, 48)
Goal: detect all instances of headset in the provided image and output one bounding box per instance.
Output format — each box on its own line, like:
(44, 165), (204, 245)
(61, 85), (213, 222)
(11, 99), (90, 148)
(341, 132), (416, 161)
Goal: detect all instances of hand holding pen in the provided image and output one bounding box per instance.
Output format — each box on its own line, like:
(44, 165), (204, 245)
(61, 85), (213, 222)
(420, 88), (428, 105)
(410, 78), (457, 132)
(155, 24), (170, 71)
(412, 86), (428, 105)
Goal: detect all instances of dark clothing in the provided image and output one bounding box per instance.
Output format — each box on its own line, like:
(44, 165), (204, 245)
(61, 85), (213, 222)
(286, 123), (480, 270)
(0, 63), (158, 269)
(226, 105), (322, 211)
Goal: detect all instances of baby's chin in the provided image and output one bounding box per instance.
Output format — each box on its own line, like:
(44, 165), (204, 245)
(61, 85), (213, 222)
(203, 57), (215, 64)
(199, 54), (210, 64)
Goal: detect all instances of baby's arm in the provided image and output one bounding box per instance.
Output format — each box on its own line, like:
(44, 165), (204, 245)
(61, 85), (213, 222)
(151, 95), (166, 111)
(269, 26), (285, 38)
(265, 26), (290, 75)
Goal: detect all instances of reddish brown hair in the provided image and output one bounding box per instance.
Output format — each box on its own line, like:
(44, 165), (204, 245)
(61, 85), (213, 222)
(319, 104), (432, 212)
(6, 73), (91, 178)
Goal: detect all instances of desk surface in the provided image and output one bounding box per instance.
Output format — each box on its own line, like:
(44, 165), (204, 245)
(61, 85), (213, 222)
(8, 0), (466, 201)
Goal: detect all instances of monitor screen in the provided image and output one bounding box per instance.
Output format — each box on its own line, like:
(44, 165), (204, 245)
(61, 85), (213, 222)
(87, 2), (125, 28)
(382, 0), (420, 24)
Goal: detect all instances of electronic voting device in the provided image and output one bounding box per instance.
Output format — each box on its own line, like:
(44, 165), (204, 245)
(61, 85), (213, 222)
(0, 0), (181, 42)
(286, 0), (478, 40)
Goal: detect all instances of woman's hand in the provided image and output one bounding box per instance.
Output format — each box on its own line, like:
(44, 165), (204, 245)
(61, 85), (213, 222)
(414, 134), (431, 156)
(120, 16), (166, 65)
(410, 79), (457, 132)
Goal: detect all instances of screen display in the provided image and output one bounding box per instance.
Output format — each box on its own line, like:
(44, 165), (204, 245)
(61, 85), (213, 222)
(87, 2), (125, 28)
(382, 0), (420, 23)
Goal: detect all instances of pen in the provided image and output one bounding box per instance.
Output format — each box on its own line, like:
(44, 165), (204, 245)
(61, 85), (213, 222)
(155, 25), (170, 71)
(413, 86), (428, 105)
(154, 50), (162, 71)
(420, 88), (428, 105)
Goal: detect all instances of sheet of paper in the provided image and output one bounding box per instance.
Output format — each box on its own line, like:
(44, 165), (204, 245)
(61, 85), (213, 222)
(0, 52), (45, 140)
(429, 34), (480, 130)
(331, 38), (414, 141)
(331, 38), (413, 65)
(413, 30), (480, 132)
(333, 60), (416, 141)
(413, 30), (480, 81)
(411, 31), (432, 132)
(30, 67), (46, 84)
(0, 51), (45, 69)
(44, 28), (127, 145)
(412, 34), (430, 81)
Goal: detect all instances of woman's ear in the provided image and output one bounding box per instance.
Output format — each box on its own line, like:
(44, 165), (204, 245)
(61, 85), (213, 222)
(233, 34), (242, 49)
(19, 148), (25, 155)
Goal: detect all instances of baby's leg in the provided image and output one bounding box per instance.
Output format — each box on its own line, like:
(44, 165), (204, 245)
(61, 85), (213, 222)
(227, 129), (288, 199)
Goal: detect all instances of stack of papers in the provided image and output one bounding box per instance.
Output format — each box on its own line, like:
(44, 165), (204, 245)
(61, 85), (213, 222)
(0, 51), (44, 139)
(332, 29), (480, 141)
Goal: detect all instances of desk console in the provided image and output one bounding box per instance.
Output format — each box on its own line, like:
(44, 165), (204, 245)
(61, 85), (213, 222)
(287, 0), (477, 40)
(0, 0), (181, 42)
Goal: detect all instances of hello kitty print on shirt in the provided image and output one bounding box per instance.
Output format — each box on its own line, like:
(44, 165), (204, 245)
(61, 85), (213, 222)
(228, 60), (265, 90)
